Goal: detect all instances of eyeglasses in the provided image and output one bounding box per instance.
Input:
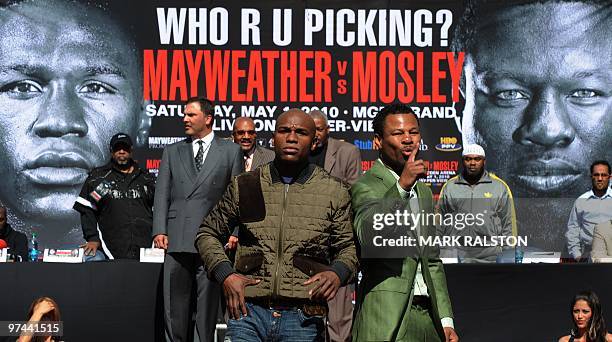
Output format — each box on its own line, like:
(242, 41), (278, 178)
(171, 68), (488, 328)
(592, 173), (610, 178)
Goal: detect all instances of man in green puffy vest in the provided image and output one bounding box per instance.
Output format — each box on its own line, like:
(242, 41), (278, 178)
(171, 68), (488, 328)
(351, 103), (458, 342)
(196, 109), (357, 341)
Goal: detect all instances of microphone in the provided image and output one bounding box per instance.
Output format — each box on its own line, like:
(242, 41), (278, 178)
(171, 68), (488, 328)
(0, 239), (7, 249)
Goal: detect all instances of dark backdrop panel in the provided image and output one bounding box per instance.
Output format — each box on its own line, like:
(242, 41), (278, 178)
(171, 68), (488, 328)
(0, 262), (164, 342)
(3, 263), (612, 342)
(445, 264), (612, 342)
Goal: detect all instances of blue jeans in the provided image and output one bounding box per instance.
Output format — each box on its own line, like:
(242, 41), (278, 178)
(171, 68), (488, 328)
(226, 302), (324, 342)
(83, 249), (107, 262)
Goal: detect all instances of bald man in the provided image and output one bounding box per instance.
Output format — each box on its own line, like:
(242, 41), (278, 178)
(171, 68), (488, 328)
(309, 111), (362, 185)
(196, 109), (357, 342)
(232, 117), (275, 172)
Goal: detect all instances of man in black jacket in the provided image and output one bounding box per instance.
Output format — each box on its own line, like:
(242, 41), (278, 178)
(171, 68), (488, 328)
(73, 133), (156, 259)
(0, 206), (28, 262)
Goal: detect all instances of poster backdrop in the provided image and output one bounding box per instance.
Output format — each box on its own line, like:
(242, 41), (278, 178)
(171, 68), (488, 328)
(0, 0), (610, 254)
(142, 0), (464, 188)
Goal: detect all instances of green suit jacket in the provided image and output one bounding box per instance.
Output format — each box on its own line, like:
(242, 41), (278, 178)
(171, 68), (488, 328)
(351, 160), (453, 341)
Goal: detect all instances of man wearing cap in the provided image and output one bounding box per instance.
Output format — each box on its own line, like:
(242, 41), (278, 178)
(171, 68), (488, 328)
(73, 133), (156, 260)
(437, 144), (517, 263)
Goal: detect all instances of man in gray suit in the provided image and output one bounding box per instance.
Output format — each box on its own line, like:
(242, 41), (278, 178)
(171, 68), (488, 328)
(153, 97), (243, 342)
(309, 110), (362, 341)
(232, 117), (275, 172)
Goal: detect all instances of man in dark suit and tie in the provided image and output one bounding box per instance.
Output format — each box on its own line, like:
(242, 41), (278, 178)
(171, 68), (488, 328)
(153, 97), (243, 342)
(226, 117), (275, 251)
(232, 117), (275, 172)
(309, 111), (362, 184)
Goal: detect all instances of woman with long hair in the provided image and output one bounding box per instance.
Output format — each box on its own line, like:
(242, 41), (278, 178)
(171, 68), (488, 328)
(17, 297), (61, 342)
(559, 291), (612, 342)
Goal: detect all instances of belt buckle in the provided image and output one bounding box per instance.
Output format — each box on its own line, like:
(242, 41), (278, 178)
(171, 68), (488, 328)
(302, 303), (327, 317)
(267, 299), (283, 317)
(267, 298), (291, 312)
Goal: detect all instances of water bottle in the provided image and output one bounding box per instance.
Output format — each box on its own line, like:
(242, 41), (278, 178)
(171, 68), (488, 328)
(515, 247), (524, 264)
(29, 233), (39, 262)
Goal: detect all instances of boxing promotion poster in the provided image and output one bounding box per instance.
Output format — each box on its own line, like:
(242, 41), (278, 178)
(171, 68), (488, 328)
(0, 0), (610, 254)
(141, 1), (464, 187)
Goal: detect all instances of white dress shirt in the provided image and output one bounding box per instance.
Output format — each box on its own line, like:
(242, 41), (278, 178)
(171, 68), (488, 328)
(566, 187), (612, 258)
(191, 132), (215, 170)
(379, 159), (454, 329)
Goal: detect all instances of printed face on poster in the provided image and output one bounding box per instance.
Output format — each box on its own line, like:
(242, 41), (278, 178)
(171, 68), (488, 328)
(0, 0), (609, 254)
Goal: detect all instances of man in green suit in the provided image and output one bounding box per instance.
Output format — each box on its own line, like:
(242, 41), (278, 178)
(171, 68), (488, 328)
(351, 103), (459, 342)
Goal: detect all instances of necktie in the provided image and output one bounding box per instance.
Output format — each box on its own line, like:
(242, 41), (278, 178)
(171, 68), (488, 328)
(195, 141), (204, 172)
(244, 154), (252, 172)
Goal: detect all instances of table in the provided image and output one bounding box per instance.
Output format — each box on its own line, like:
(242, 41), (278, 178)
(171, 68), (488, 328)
(445, 263), (612, 341)
(3, 262), (612, 341)
(1, 261), (163, 342)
